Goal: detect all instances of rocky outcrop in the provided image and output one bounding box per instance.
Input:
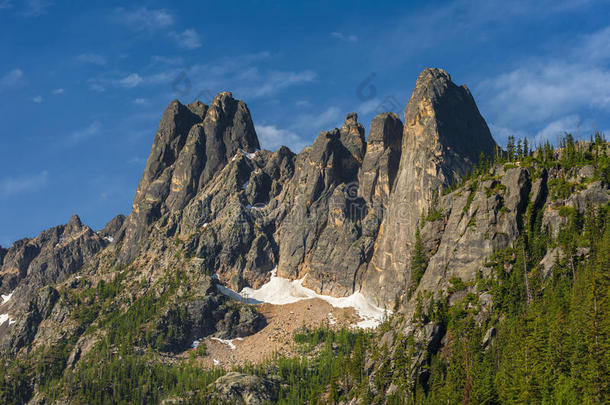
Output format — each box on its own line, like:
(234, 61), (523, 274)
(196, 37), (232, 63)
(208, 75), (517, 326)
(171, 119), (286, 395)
(206, 372), (279, 404)
(358, 112), (403, 206)
(0, 215), (106, 299)
(0, 286), (60, 353)
(362, 68), (497, 306)
(119, 93), (260, 263)
(274, 113), (373, 296)
(99, 214), (125, 241)
(0, 215), (107, 352)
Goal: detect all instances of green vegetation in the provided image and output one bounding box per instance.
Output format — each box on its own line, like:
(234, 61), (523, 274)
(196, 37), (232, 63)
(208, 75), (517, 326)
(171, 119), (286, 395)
(408, 228), (428, 298)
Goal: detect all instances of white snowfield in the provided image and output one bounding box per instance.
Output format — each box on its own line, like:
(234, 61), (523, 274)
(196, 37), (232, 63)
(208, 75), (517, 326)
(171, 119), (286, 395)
(1, 291), (14, 305)
(0, 313), (15, 326)
(216, 268), (389, 329)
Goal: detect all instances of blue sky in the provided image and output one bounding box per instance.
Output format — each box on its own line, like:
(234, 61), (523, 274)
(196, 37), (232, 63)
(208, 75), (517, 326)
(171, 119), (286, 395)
(1, 0), (610, 246)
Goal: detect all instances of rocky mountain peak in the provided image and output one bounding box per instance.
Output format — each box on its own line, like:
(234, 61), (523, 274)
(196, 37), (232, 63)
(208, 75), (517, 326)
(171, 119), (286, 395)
(362, 67), (497, 306)
(119, 93), (261, 262)
(406, 67), (495, 166)
(340, 112), (366, 163)
(64, 214), (84, 235)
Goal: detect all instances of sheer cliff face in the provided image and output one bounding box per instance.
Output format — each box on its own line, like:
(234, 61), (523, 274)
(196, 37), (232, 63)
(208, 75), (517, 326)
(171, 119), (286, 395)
(362, 69), (496, 305)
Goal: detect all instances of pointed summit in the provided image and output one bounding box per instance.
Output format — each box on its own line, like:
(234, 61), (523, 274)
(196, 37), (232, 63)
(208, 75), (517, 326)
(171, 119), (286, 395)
(362, 67), (497, 306)
(119, 94), (260, 262)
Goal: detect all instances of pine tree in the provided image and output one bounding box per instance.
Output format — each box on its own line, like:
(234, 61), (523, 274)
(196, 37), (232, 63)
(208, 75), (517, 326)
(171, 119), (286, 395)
(408, 228), (428, 298)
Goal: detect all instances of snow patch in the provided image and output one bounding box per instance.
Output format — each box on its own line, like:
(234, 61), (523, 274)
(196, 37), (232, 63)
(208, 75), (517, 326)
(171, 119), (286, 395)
(202, 223), (209, 228)
(1, 291), (14, 305)
(104, 236), (114, 243)
(0, 313), (14, 326)
(210, 337), (243, 350)
(327, 313), (337, 325)
(217, 268), (388, 329)
(191, 339), (201, 348)
(213, 359), (220, 366)
(241, 149), (257, 159)
(241, 181), (249, 190)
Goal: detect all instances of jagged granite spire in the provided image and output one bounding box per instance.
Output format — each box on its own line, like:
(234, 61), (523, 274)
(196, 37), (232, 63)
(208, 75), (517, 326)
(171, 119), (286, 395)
(358, 112), (403, 206)
(361, 68), (497, 306)
(119, 93), (259, 262)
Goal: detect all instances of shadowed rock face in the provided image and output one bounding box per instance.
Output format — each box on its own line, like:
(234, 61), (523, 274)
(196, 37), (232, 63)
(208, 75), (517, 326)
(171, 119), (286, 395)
(0, 215), (109, 351)
(358, 112), (403, 207)
(119, 92), (260, 263)
(362, 68), (497, 305)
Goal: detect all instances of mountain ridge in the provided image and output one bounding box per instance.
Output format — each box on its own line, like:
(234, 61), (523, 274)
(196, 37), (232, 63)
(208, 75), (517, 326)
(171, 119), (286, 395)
(0, 68), (608, 404)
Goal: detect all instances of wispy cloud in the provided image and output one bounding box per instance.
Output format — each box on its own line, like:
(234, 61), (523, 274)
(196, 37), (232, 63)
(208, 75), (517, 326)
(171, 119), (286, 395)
(330, 32), (358, 43)
(76, 53), (107, 65)
(292, 105), (343, 135)
(116, 73), (143, 88)
(112, 7), (174, 32)
(168, 29), (202, 49)
(68, 121), (101, 145)
(32, 95), (42, 103)
(479, 24), (610, 144)
(256, 124), (309, 152)
(0, 0), (11, 10)
(237, 69), (316, 98)
(535, 115), (581, 144)
(0, 170), (48, 197)
(0, 68), (24, 89)
(53, 88), (64, 94)
(133, 98), (147, 105)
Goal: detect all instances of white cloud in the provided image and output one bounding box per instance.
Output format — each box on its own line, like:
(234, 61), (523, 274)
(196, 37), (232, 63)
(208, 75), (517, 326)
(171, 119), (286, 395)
(0, 0), (12, 10)
(133, 98), (147, 105)
(238, 69), (316, 98)
(256, 124), (309, 152)
(0, 170), (48, 197)
(168, 29), (202, 49)
(331, 32), (358, 43)
(112, 7), (174, 32)
(292, 105), (343, 135)
(481, 63), (610, 126)
(68, 121), (101, 144)
(357, 98), (382, 115)
(32, 95), (42, 103)
(578, 26), (610, 63)
(0, 68), (24, 89)
(76, 53), (107, 65)
(53, 88), (64, 94)
(479, 25), (610, 143)
(534, 115), (581, 144)
(489, 124), (528, 146)
(117, 73), (143, 88)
